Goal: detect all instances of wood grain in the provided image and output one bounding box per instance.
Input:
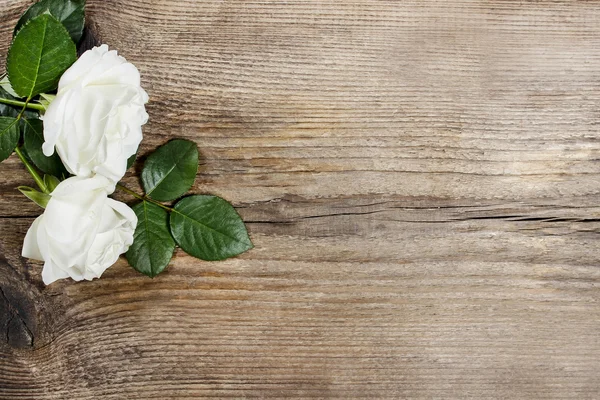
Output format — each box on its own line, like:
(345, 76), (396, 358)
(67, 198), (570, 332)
(1, 0), (600, 398)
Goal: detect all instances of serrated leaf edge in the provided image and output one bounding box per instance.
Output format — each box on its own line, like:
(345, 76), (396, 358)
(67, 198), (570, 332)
(127, 200), (175, 278)
(14, 0), (87, 42)
(170, 195), (254, 259)
(144, 139), (199, 201)
(7, 14), (76, 98)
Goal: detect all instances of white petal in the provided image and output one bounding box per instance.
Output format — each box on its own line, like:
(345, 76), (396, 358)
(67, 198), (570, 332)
(92, 63), (140, 87)
(59, 45), (109, 89)
(22, 216), (44, 261)
(85, 231), (121, 277)
(41, 259), (70, 285)
(106, 198), (138, 227)
(42, 44), (148, 185)
(51, 175), (112, 197)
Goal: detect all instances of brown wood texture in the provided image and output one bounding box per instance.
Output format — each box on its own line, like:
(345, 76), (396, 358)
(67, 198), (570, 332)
(1, 0), (600, 398)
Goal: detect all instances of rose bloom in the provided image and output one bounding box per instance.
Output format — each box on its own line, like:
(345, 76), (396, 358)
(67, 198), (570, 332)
(22, 175), (137, 285)
(42, 44), (149, 184)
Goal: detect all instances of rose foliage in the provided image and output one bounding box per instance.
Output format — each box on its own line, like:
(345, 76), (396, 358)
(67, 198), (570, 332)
(0, 0), (252, 285)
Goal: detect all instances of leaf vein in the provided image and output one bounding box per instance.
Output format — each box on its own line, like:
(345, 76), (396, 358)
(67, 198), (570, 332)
(173, 208), (248, 245)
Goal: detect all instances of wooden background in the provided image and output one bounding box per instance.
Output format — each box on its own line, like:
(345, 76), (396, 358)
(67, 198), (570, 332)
(1, 0), (600, 398)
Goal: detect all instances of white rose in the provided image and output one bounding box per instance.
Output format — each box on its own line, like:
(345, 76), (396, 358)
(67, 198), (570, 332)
(42, 44), (149, 184)
(22, 175), (137, 285)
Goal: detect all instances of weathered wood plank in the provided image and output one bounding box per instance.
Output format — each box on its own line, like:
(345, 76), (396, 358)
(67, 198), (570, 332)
(1, 0), (600, 398)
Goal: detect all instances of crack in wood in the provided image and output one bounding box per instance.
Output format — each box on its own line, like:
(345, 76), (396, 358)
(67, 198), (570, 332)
(0, 286), (34, 348)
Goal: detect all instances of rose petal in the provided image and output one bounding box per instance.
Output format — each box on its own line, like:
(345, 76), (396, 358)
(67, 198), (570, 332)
(22, 216), (44, 261)
(41, 258), (70, 285)
(42, 44), (148, 185)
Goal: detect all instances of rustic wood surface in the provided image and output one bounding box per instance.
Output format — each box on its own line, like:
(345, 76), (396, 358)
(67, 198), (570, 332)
(1, 0), (600, 398)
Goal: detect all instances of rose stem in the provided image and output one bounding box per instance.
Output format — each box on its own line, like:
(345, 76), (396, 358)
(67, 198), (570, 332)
(11, 100), (50, 194)
(14, 147), (49, 194)
(115, 184), (172, 211)
(0, 97), (45, 111)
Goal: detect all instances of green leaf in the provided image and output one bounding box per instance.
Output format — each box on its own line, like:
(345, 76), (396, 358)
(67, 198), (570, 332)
(0, 75), (25, 118)
(18, 186), (50, 208)
(43, 174), (60, 192)
(0, 74), (19, 98)
(126, 201), (176, 278)
(0, 80), (38, 118)
(7, 14), (77, 99)
(15, 0), (86, 43)
(0, 116), (20, 162)
(0, 93), (20, 118)
(39, 93), (56, 103)
(127, 153), (136, 170)
(23, 118), (68, 177)
(38, 93), (56, 113)
(142, 139), (198, 202)
(170, 195), (253, 261)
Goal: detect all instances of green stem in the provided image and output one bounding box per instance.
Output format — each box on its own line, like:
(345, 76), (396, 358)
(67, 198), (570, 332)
(116, 184), (172, 211)
(0, 97), (45, 111)
(15, 147), (49, 194)
(13, 98), (49, 195)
